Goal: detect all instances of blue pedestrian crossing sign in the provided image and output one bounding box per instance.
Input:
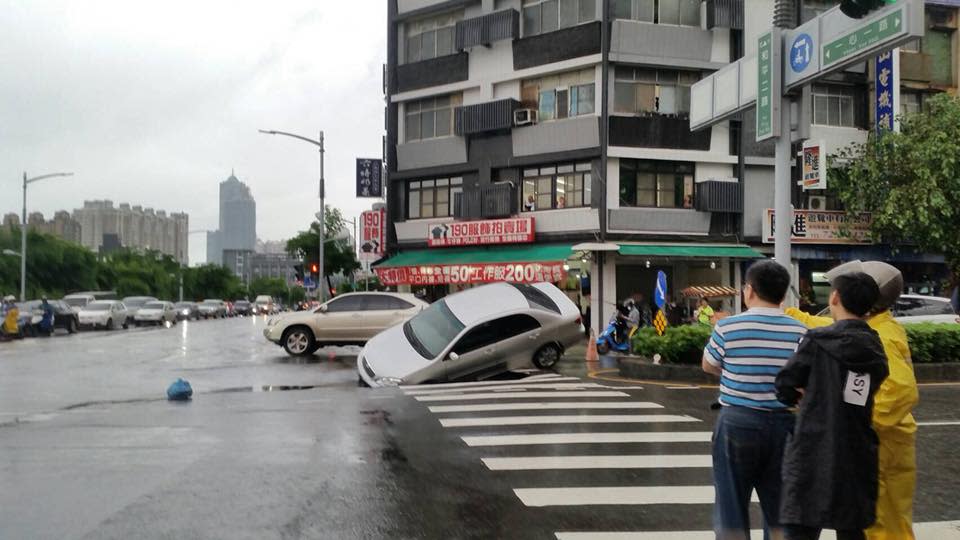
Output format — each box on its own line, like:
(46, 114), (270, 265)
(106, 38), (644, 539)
(654, 271), (667, 310)
(790, 33), (814, 73)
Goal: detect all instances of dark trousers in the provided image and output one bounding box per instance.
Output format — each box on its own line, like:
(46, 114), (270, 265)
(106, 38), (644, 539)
(712, 405), (796, 540)
(785, 525), (866, 540)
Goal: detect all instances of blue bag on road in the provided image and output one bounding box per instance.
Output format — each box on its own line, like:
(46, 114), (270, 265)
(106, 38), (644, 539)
(166, 378), (193, 401)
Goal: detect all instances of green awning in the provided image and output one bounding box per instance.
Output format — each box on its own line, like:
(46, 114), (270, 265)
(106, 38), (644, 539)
(618, 244), (764, 259)
(374, 244), (575, 268)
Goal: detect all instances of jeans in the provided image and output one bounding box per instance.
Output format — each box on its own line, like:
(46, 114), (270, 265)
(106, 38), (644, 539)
(785, 525), (866, 540)
(713, 405), (796, 540)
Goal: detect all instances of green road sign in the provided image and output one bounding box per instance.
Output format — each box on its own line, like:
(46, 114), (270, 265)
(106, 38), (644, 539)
(823, 8), (903, 66)
(756, 29), (779, 141)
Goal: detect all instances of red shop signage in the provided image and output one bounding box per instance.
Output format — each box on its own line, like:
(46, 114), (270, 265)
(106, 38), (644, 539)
(375, 262), (565, 286)
(427, 217), (535, 247)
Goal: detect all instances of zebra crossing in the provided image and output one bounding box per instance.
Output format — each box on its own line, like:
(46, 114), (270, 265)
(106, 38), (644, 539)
(401, 372), (960, 539)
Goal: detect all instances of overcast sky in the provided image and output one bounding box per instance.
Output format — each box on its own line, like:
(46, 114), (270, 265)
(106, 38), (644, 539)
(0, 0), (387, 265)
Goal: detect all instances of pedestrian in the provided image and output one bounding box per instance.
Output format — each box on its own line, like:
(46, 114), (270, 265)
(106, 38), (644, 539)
(701, 260), (808, 540)
(785, 261), (918, 540)
(626, 298), (640, 337)
(775, 272), (889, 540)
(694, 297), (714, 326)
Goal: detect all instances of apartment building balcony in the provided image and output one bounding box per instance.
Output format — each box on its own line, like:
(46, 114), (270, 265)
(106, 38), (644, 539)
(610, 19), (724, 69)
(513, 116), (601, 157)
(695, 180), (742, 213)
(454, 98), (521, 136)
(455, 9), (519, 50)
(609, 115), (711, 151)
(453, 182), (518, 220)
(395, 52), (469, 93)
(513, 21), (601, 70)
(396, 137), (468, 171)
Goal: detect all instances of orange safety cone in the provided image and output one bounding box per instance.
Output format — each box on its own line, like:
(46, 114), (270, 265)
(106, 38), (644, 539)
(585, 329), (599, 363)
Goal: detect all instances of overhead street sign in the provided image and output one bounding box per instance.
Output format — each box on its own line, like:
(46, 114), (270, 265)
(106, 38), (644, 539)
(818, 0), (922, 73)
(756, 28), (781, 141)
(784, 19), (821, 90)
(824, 9), (903, 65)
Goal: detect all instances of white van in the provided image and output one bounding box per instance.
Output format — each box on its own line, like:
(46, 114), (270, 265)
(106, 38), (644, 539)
(63, 293), (96, 314)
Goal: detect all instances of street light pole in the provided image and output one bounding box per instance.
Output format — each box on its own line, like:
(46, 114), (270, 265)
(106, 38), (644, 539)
(20, 171), (73, 301)
(258, 129), (327, 302)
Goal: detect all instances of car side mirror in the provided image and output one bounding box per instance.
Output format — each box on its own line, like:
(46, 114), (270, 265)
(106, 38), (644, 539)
(447, 352), (459, 362)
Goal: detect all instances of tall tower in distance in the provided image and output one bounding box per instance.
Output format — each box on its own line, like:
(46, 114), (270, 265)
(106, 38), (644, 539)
(207, 170), (256, 282)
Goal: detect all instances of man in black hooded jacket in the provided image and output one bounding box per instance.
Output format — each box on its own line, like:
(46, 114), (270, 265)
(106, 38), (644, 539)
(775, 272), (889, 540)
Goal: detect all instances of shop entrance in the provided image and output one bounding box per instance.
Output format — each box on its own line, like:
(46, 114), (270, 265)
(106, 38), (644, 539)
(616, 265), (673, 316)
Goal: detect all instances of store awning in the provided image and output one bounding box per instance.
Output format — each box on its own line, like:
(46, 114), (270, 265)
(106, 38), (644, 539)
(682, 286), (740, 298)
(373, 244), (576, 286)
(618, 244), (764, 259)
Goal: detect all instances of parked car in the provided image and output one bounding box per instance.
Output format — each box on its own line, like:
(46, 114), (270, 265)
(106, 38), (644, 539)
(78, 301), (129, 330)
(816, 294), (957, 324)
(134, 301), (178, 326)
(264, 292), (428, 356)
(121, 296), (158, 325)
(17, 300), (79, 335)
(255, 295), (279, 315)
(197, 299), (227, 319)
(62, 293), (96, 314)
(233, 300), (253, 316)
(358, 282), (583, 387)
(174, 302), (200, 321)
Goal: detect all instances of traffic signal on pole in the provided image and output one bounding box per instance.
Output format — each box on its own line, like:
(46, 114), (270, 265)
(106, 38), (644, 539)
(840, 0), (884, 19)
(311, 263), (319, 274)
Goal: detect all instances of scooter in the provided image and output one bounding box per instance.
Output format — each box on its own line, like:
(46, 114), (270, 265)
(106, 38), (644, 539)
(596, 316), (632, 355)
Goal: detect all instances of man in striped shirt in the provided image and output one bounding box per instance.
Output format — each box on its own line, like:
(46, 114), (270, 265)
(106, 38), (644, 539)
(702, 260), (807, 540)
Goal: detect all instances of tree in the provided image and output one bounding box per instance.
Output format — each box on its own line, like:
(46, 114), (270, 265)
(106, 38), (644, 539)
(185, 264), (245, 301)
(286, 205), (360, 285)
(832, 93), (960, 277)
(248, 277), (288, 302)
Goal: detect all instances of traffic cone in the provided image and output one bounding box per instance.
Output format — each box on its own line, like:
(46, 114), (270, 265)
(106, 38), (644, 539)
(585, 329), (599, 363)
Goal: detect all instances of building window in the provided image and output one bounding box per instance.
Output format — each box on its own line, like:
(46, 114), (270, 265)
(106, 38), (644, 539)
(614, 67), (699, 116)
(404, 94), (462, 142)
(619, 159), (694, 208)
(612, 0), (701, 27)
(405, 12), (461, 63)
(522, 0), (596, 37)
(923, 28), (954, 85)
(901, 39), (920, 53)
(811, 85), (856, 127)
(522, 163), (592, 211)
(521, 68), (595, 121)
(900, 91), (923, 117)
(407, 177), (463, 219)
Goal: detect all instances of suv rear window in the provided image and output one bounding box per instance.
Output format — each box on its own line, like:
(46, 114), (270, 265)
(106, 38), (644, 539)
(509, 283), (561, 314)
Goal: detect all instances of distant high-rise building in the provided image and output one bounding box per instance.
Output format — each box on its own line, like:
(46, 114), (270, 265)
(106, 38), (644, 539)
(5, 211), (82, 244)
(72, 200), (189, 264)
(206, 172), (256, 275)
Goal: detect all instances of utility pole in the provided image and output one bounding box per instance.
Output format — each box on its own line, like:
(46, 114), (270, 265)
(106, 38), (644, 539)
(773, 0), (795, 279)
(318, 130), (326, 301)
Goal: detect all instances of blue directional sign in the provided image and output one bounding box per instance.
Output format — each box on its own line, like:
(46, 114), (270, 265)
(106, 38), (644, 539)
(790, 33), (814, 73)
(303, 276), (316, 290)
(654, 271), (668, 310)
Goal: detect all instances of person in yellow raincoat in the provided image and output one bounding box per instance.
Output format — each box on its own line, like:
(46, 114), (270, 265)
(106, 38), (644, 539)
(2, 295), (20, 337)
(785, 261), (918, 540)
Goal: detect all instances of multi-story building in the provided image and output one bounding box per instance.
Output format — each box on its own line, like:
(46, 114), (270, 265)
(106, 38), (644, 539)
(249, 252), (301, 284)
(206, 172), (256, 276)
(3, 211), (82, 244)
(378, 0), (957, 331)
(71, 201), (189, 264)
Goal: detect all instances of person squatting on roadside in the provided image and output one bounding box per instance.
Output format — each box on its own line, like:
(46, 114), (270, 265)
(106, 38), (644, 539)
(775, 272), (889, 540)
(702, 260), (808, 540)
(785, 261), (918, 540)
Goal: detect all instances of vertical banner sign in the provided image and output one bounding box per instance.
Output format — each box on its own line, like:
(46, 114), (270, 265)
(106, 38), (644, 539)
(356, 158), (383, 198)
(359, 209), (385, 262)
(756, 29), (781, 141)
(875, 51), (896, 133)
(653, 271), (668, 336)
(801, 140), (827, 190)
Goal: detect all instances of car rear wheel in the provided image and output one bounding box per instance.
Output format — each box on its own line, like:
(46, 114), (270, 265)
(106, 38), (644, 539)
(532, 343), (562, 369)
(106, 318), (113, 330)
(282, 327), (315, 357)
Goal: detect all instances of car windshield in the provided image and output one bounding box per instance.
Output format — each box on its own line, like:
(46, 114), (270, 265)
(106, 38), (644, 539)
(63, 297), (88, 307)
(143, 302), (164, 309)
(85, 302), (112, 311)
(403, 300), (465, 359)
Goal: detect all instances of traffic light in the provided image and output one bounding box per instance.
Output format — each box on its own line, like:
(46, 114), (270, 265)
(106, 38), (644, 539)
(311, 263), (319, 274)
(840, 0), (884, 19)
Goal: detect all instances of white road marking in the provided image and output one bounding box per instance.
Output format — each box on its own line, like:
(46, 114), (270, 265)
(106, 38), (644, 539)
(405, 382), (607, 395)
(428, 401), (664, 413)
(917, 420), (960, 426)
(554, 521), (960, 540)
(440, 414), (699, 428)
(515, 485), (752, 507)
(482, 454), (712, 470)
(401, 373), (564, 390)
(416, 391), (631, 402)
(462, 431), (713, 447)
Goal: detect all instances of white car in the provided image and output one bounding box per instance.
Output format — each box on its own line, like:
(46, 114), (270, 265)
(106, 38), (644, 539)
(253, 295), (275, 315)
(134, 301), (178, 326)
(358, 282), (584, 388)
(264, 292), (428, 356)
(78, 301), (129, 330)
(817, 294), (957, 324)
(63, 293), (96, 314)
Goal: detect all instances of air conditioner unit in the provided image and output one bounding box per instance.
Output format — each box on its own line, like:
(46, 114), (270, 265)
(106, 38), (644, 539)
(808, 195), (828, 211)
(514, 108), (537, 126)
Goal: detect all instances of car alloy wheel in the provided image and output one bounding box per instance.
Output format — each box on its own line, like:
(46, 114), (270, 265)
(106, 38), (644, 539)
(532, 344), (561, 369)
(282, 327), (315, 356)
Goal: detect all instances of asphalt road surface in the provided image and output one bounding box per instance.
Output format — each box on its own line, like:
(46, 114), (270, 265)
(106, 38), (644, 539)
(1, 317), (959, 539)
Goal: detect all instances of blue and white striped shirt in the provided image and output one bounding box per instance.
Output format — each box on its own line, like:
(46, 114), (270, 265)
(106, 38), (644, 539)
(704, 307), (807, 410)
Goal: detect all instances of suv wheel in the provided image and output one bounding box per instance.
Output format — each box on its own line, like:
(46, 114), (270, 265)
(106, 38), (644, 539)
(282, 327), (315, 357)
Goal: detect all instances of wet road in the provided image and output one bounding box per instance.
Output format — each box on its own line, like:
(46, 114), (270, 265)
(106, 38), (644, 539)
(1, 318), (959, 539)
